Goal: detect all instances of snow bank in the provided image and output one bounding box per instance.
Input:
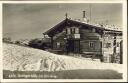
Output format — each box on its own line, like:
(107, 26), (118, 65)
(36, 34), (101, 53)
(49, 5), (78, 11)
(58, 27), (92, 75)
(3, 43), (122, 74)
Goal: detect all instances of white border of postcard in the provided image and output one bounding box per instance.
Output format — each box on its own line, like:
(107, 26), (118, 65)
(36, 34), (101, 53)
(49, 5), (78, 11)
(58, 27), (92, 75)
(0, 0), (127, 82)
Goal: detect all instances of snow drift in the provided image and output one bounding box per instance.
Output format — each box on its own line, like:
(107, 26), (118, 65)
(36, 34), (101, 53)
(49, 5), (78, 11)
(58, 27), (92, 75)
(3, 43), (123, 79)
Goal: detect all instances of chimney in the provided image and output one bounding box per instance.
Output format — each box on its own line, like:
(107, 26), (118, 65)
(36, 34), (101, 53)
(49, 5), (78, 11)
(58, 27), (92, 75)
(82, 11), (88, 23)
(83, 11), (86, 18)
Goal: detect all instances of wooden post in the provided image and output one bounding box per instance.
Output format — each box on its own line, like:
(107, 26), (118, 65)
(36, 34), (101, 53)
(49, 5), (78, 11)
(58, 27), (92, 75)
(112, 33), (117, 63)
(100, 31), (104, 62)
(113, 36), (116, 54)
(51, 36), (53, 49)
(79, 39), (80, 54)
(120, 40), (123, 64)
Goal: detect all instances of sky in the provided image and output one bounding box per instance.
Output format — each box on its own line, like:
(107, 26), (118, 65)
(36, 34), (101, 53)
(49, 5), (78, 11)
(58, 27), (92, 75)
(3, 3), (122, 41)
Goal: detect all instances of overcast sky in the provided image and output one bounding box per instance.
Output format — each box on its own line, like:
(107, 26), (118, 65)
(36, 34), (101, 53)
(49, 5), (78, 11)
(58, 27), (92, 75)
(3, 3), (122, 40)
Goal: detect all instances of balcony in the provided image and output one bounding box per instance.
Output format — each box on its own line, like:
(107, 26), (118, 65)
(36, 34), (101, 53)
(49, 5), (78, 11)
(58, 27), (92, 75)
(67, 34), (80, 39)
(74, 34), (80, 39)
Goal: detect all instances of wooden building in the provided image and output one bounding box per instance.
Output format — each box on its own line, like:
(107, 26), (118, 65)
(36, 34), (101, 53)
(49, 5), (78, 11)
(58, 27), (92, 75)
(43, 14), (122, 64)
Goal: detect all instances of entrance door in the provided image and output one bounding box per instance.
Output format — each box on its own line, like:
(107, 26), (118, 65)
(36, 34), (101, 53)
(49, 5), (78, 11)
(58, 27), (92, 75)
(66, 39), (80, 53)
(67, 40), (74, 53)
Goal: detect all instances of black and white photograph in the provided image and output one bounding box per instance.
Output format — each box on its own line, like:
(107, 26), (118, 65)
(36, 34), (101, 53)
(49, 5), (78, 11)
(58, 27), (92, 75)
(0, 0), (127, 82)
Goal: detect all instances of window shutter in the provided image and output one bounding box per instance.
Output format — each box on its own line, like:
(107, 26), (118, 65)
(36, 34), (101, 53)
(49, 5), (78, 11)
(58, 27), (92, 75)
(56, 42), (61, 48)
(67, 28), (71, 34)
(75, 28), (79, 34)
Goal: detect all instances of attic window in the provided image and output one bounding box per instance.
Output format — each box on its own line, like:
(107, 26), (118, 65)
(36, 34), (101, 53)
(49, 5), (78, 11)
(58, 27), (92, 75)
(71, 28), (75, 34)
(66, 27), (79, 34)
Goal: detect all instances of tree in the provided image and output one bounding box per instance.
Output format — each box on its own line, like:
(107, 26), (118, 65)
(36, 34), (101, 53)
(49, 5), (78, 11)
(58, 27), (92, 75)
(3, 37), (12, 43)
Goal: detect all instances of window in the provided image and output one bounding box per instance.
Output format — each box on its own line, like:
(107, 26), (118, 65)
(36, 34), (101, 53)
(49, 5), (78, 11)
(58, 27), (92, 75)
(71, 28), (75, 34)
(89, 42), (95, 48)
(104, 43), (111, 48)
(66, 27), (79, 34)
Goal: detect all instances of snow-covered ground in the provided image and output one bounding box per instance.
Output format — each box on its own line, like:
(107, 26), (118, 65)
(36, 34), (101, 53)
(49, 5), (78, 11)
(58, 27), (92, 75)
(3, 43), (123, 79)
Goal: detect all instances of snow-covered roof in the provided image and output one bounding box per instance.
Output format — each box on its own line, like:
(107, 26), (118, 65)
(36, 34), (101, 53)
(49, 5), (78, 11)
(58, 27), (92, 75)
(74, 19), (122, 31)
(44, 18), (122, 37)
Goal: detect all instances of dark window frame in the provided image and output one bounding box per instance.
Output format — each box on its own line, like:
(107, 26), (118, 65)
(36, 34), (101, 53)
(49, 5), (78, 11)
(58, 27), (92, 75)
(89, 42), (95, 48)
(104, 43), (111, 48)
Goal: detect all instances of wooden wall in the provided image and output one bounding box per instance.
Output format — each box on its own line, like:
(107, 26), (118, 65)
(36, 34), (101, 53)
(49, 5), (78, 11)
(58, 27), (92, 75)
(80, 28), (102, 55)
(51, 26), (102, 55)
(51, 25), (122, 62)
